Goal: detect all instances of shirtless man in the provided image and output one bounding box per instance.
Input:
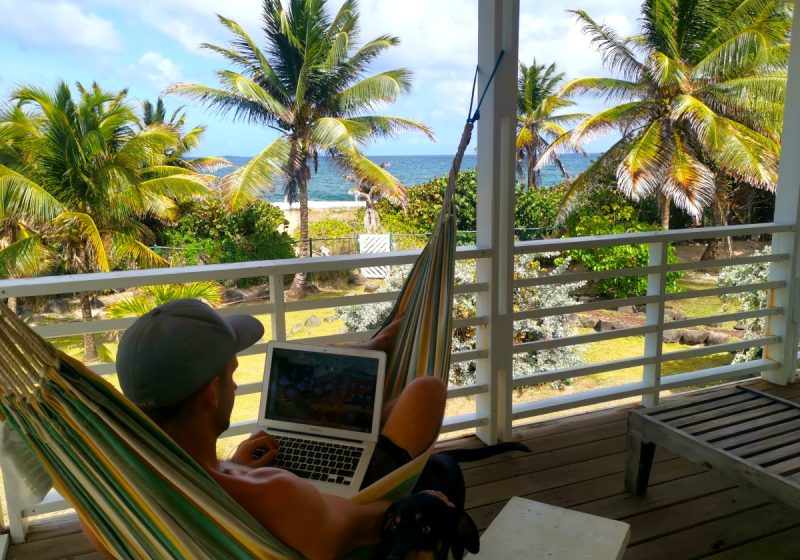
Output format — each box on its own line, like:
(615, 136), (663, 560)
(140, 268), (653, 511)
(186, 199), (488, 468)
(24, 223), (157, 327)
(84, 298), (446, 560)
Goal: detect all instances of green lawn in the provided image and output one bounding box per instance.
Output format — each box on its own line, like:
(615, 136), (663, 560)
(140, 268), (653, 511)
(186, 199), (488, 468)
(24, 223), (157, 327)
(48, 272), (743, 451)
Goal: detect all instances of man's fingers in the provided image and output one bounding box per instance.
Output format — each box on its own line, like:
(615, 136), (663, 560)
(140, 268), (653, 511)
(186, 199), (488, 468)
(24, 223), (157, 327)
(244, 433), (279, 452)
(251, 449), (278, 467)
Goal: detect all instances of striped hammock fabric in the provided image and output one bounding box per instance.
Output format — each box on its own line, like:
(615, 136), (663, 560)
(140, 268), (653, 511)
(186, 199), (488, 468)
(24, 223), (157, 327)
(0, 121), (472, 559)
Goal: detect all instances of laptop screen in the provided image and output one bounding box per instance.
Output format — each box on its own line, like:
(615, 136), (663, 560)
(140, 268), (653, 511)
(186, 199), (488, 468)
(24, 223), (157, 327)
(264, 346), (381, 434)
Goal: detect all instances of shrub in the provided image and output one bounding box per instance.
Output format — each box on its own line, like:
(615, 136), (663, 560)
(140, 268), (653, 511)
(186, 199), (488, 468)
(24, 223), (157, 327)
(334, 255), (585, 387)
(376, 169), (566, 240)
(160, 197), (295, 277)
(307, 218), (358, 256)
(565, 202), (682, 297)
(718, 248), (770, 362)
(376, 169), (478, 235)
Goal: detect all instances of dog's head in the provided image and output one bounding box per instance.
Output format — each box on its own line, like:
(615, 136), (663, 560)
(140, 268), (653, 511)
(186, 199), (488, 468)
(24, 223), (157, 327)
(381, 492), (479, 560)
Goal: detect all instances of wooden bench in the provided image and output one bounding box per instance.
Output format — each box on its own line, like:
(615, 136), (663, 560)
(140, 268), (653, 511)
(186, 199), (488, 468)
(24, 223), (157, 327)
(469, 497), (630, 559)
(626, 385), (800, 510)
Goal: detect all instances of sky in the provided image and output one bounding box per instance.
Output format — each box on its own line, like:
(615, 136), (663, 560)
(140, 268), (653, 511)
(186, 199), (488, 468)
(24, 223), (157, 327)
(0, 0), (641, 157)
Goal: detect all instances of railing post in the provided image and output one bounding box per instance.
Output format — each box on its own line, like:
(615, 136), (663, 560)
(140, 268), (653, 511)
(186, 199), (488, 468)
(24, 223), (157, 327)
(642, 242), (668, 406)
(269, 274), (287, 342)
(765, 2), (800, 385)
(2, 469), (27, 543)
(474, 0), (519, 444)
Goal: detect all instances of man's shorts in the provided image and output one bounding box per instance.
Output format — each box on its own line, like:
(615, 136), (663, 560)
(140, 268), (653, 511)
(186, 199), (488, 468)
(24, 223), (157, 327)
(359, 435), (412, 490)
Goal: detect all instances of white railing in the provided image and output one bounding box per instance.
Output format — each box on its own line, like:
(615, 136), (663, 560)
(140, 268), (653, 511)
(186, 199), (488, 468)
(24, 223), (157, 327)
(0, 222), (794, 541)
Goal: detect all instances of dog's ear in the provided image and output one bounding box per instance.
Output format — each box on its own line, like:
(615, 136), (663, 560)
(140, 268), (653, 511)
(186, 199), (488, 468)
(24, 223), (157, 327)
(456, 511), (480, 555)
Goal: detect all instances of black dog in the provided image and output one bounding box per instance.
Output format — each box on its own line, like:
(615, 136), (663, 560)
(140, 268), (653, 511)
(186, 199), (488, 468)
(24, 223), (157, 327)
(380, 489), (479, 560)
(377, 442), (530, 559)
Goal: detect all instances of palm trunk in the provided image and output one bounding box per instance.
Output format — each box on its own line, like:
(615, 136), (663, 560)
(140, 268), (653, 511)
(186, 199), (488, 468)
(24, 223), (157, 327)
(659, 192), (671, 230)
(80, 292), (98, 362)
(527, 150), (537, 189)
(701, 180), (732, 261)
(288, 177), (310, 298)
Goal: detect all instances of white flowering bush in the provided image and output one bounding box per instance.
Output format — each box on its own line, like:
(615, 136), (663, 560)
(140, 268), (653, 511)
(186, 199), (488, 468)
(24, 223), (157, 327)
(717, 247), (770, 362)
(335, 254), (585, 387)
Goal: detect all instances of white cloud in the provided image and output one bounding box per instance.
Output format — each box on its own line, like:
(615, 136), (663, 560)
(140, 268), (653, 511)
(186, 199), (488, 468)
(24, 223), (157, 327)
(123, 0), (263, 55)
(129, 51), (182, 90)
(0, 0), (120, 52)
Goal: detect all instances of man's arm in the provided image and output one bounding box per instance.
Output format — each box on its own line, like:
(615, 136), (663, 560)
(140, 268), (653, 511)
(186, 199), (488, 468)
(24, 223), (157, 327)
(219, 469), (389, 560)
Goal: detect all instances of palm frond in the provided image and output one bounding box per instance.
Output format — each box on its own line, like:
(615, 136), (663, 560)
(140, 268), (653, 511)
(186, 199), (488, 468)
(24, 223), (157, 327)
(646, 51), (687, 87)
(54, 212), (110, 272)
(559, 77), (644, 103)
(617, 120), (668, 201)
(216, 71), (293, 121)
(334, 70), (413, 113)
(570, 101), (651, 143)
(556, 136), (634, 222)
(336, 149), (407, 207)
(108, 232), (168, 270)
(347, 116), (435, 141)
(221, 137), (290, 211)
(213, 14), (288, 98)
(569, 10), (643, 80)
(0, 235), (55, 278)
(188, 157), (233, 173)
(0, 166), (64, 221)
(663, 132), (715, 217)
(311, 117), (372, 150)
(167, 84), (283, 127)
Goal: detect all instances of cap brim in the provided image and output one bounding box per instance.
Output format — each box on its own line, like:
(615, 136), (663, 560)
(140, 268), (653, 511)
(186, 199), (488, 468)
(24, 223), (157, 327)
(226, 314), (265, 353)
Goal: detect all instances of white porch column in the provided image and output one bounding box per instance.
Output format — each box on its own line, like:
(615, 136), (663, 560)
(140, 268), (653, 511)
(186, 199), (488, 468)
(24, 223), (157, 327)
(765, 1), (800, 385)
(475, 0), (519, 443)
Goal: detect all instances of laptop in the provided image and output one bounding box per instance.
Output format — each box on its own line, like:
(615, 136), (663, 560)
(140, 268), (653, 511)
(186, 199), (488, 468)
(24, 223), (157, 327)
(257, 340), (386, 497)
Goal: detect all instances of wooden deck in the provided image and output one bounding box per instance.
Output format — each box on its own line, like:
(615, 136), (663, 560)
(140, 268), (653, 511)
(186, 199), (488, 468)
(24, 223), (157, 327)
(9, 378), (800, 559)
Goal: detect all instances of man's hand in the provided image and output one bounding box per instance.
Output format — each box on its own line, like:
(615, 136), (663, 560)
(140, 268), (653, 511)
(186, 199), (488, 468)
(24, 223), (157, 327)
(229, 430), (279, 468)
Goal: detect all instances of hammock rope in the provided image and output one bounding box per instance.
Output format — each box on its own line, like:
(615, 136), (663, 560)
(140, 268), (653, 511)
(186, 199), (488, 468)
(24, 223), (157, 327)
(0, 51), (506, 559)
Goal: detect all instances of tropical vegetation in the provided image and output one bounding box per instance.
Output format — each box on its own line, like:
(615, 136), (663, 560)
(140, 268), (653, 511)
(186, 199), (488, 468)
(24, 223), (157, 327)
(168, 0), (433, 297)
(0, 82), (212, 358)
(549, 0), (790, 245)
(516, 60), (587, 188)
(138, 97), (231, 174)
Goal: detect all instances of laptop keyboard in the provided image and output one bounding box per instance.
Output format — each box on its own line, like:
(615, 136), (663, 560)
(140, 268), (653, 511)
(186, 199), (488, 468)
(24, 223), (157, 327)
(271, 434), (364, 486)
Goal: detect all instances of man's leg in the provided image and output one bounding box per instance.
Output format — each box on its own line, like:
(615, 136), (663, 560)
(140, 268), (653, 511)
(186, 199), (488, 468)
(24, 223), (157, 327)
(360, 377), (447, 490)
(381, 377), (447, 457)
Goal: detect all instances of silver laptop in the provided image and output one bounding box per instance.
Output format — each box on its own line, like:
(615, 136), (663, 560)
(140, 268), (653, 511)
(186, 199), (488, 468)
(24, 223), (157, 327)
(257, 341), (386, 497)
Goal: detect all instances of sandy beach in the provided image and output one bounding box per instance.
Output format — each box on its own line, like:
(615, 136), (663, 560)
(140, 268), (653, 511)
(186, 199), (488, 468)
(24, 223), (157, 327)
(276, 200), (365, 235)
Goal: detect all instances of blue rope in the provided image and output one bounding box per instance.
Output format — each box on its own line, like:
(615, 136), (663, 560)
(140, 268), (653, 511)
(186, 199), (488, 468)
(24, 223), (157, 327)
(468, 50), (506, 123)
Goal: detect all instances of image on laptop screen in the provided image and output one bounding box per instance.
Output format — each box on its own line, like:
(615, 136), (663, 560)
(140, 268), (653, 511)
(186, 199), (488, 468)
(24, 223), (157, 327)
(264, 347), (381, 433)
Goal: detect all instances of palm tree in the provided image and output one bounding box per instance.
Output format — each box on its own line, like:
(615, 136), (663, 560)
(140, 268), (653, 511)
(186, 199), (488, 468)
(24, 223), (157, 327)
(168, 0), (433, 297)
(549, 1), (789, 240)
(516, 60), (587, 189)
(346, 161), (403, 232)
(139, 98), (231, 173)
(0, 103), (62, 312)
(3, 82), (211, 359)
(107, 282), (223, 318)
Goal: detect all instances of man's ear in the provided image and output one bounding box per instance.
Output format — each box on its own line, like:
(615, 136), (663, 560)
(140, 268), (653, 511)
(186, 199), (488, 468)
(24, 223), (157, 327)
(197, 376), (221, 409)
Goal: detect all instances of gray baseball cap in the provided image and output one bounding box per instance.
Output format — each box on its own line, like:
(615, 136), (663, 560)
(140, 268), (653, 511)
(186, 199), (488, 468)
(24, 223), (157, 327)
(116, 298), (264, 409)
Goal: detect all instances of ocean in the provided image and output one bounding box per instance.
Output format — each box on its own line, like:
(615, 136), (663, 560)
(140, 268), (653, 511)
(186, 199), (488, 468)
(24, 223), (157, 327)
(214, 153), (596, 202)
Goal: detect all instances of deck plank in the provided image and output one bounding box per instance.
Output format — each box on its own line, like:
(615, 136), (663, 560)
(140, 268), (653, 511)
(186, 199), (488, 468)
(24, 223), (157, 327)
(9, 378), (800, 559)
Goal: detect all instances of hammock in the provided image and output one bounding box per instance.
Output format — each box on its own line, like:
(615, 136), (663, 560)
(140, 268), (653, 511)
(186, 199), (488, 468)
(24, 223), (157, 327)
(0, 55), (504, 559)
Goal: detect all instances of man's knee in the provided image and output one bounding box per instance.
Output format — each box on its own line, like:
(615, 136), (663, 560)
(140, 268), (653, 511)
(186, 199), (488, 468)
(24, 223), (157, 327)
(405, 377), (447, 410)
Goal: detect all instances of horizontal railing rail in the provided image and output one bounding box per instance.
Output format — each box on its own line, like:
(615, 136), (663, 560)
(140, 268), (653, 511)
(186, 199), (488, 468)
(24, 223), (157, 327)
(0, 223), (792, 542)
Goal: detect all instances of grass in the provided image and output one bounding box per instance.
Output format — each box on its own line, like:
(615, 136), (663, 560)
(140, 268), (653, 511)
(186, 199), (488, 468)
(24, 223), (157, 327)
(46, 270), (745, 451)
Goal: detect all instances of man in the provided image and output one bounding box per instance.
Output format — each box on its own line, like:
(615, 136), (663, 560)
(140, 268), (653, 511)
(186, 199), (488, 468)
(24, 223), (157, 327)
(84, 298), (446, 560)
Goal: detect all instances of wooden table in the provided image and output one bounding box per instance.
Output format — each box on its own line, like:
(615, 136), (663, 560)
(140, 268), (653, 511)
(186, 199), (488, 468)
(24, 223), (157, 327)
(469, 497), (630, 560)
(626, 385), (800, 510)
